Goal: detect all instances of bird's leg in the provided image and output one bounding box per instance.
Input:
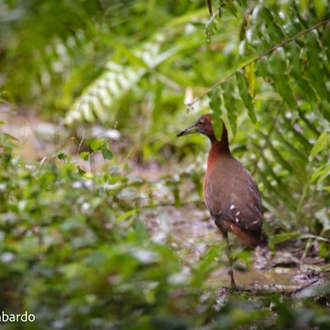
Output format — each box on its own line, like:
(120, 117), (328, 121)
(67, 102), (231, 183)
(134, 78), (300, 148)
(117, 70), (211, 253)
(215, 218), (237, 289)
(224, 235), (237, 289)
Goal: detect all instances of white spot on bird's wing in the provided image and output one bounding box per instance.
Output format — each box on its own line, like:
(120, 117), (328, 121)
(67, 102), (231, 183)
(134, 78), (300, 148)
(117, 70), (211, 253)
(230, 204), (235, 210)
(235, 218), (240, 222)
(235, 211), (240, 216)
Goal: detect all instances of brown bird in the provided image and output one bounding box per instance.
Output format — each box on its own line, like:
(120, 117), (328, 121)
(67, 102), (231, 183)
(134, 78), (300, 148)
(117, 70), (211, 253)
(177, 114), (263, 288)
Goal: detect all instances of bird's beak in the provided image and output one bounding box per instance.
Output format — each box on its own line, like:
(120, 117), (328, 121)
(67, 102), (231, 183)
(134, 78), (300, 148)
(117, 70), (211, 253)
(177, 124), (198, 137)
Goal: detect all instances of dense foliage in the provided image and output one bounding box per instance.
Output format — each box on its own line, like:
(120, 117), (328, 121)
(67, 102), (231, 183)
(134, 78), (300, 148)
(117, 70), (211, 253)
(1, 0), (330, 329)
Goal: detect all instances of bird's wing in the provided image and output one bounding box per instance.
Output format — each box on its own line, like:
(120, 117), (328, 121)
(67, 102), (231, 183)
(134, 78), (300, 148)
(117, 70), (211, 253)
(205, 162), (263, 233)
(225, 188), (263, 233)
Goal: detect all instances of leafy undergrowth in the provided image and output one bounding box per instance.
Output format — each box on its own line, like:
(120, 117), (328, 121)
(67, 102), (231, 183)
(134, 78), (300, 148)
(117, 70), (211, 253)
(0, 133), (330, 330)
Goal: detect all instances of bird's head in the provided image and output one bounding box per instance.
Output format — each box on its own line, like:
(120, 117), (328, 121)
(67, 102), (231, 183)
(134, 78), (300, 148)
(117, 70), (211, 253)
(177, 114), (216, 139)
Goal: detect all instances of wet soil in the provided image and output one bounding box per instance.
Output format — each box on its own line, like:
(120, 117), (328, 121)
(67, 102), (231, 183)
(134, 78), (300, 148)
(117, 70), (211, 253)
(144, 203), (330, 293)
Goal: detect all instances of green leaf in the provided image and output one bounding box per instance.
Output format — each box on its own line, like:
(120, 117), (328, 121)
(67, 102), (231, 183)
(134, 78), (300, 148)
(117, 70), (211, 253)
(269, 232), (329, 249)
(245, 63), (257, 98)
(268, 141), (293, 174)
(224, 0), (238, 17)
(209, 87), (223, 141)
(77, 166), (86, 175)
(205, 15), (218, 39)
(313, 0), (326, 17)
(89, 138), (106, 151)
(268, 50), (297, 112)
(261, 195), (287, 223)
(305, 30), (329, 101)
(171, 182), (181, 208)
(255, 57), (270, 80)
(320, 102), (330, 122)
(310, 132), (330, 158)
(309, 165), (330, 184)
(269, 232), (306, 248)
(135, 218), (147, 243)
(260, 154), (296, 207)
(223, 80), (238, 136)
(240, 0), (247, 7)
(258, 169), (296, 213)
(57, 151), (67, 160)
(101, 147), (113, 160)
(323, 25), (330, 65)
(80, 152), (90, 161)
(236, 70), (257, 123)
(260, 8), (285, 44)
(282, 116), (311, 150)
(285, 42), (317, 104)
(274, 126), (307, 162)
(116, 209), (137, 223)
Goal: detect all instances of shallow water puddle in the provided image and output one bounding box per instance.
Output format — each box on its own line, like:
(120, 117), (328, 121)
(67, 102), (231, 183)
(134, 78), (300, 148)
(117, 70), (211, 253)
(208, 266), (319, 291)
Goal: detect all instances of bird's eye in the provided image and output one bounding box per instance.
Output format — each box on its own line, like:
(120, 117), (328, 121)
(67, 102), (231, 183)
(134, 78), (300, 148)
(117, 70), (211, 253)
(198, 121), (205, 127)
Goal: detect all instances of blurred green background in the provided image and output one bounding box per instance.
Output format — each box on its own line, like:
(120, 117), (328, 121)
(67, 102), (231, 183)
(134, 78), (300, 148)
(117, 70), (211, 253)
(1, 0), (330, 329)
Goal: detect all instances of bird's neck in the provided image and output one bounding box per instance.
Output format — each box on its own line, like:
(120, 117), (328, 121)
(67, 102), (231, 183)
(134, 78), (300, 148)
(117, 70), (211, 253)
(207, 126), (231, 172)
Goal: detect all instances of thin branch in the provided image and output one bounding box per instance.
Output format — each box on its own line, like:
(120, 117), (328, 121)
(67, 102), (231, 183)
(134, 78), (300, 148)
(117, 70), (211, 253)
(206, 0), (213, 17)
(186, 18), (330, 108)
(290, 279), (319, 297)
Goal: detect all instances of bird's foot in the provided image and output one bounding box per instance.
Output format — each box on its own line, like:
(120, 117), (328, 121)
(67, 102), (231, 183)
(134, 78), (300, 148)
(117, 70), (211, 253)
(230, 280), (238, 291)
(229, 269), (238, 290)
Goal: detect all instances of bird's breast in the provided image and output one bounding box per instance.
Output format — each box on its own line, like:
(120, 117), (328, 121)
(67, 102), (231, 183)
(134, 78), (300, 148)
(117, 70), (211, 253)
(203, 155), (231, 212)
(203, 165), (225, 215)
